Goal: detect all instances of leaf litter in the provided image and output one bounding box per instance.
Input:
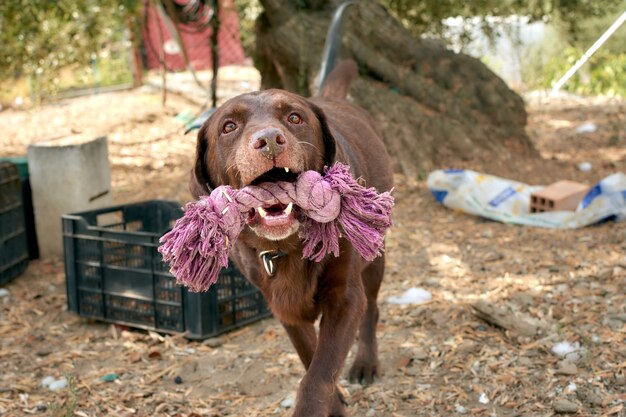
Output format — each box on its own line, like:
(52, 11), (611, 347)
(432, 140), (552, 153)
(0, 77), (625, 416)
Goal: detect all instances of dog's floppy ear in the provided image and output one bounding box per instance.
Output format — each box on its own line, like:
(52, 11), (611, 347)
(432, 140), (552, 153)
(189, 122), (215, 199)
(308, 101), (337, 166)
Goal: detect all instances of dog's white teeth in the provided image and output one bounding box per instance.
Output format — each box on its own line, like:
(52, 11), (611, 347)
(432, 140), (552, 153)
(258, 207), (268, 218)
(284, 167), (290, 173)
(285, 202), (293, 215)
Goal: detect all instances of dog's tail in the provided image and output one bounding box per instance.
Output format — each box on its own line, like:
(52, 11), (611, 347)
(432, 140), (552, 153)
(318, 60), (358, 100)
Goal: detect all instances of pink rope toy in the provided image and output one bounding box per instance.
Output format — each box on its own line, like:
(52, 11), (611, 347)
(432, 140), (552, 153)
(158, 163), (394, 292)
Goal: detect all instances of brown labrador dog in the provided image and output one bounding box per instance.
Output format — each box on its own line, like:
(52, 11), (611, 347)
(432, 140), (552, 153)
(190, 61), (393, 417)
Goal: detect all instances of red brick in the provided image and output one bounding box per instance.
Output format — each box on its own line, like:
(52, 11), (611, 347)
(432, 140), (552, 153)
(530, 181), (590, 213)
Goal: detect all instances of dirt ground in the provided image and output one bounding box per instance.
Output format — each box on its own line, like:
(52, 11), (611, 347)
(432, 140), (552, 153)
(0, 71), (625, 417)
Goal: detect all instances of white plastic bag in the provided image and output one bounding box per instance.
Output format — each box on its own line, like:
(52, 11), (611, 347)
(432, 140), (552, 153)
(427, 169), (626, 228)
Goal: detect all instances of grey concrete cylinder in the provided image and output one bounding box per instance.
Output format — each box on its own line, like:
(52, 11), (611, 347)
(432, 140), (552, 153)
(28, 135), (113, 257)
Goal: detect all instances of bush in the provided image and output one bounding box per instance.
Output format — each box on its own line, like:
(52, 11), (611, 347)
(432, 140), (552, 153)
(0, 0), (137, 103)
(531, 46), (626, 96)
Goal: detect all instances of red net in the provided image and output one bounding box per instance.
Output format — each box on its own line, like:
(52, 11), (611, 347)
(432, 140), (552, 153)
(143, 0), (246, 71)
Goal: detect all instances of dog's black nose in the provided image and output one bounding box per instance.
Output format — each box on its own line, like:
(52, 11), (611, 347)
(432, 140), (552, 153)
(250, 128), (286, 159)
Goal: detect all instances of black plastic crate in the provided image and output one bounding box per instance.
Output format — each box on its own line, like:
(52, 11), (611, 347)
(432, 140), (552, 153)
(0, 162), (29, 285)
(0, 157), (39, 259)
(62, 200), (271, 339)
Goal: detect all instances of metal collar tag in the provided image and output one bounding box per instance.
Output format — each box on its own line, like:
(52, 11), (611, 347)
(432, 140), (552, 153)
(259, 250), (285, 277)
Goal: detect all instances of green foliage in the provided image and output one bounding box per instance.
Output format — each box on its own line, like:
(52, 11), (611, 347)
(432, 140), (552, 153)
(234, 0), (262, 57)
(0, 0), (138, 96)
(567, 10), (626, 55)
(383, 1), (626, 96)
(382, 0), (624, 42)
(47, 375), (78, 417)
(521, 23), (569, 90)
(384, 0), (520, 37)
(56, 51), (134, 92)
(533, 46), (626, 96)
(3, 0), (625, 99)
(521, 10), (626, 96)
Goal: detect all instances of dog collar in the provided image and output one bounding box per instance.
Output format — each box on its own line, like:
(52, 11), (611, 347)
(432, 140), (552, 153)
(259, 250), (287, 277)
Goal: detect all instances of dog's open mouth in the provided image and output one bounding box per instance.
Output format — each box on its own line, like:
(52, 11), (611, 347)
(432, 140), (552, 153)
(249, 166), (299, 186)
(245, 167), (301, 240)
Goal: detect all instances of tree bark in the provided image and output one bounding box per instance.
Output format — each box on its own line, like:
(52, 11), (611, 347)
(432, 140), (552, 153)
(255, 0), (536, 177)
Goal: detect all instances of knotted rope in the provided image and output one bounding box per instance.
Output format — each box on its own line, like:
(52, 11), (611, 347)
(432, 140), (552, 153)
(158, 163), (394, 292)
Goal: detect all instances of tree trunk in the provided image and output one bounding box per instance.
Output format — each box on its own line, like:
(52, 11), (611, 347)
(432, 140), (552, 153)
(255, 0), (536, 178)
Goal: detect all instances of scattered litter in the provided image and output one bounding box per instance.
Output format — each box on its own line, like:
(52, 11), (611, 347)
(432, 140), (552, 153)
(42, 377), (67, 392)
(280, 395), (295, 409)
(578, 162), (592, 172)
(174, 376), (183, 384)
(185, 108), (216, 133)
(174, 109), (196, 125)
(455, 404), (468, 414)
(552, 341), (583, 361)
(41, 376), (55, 388)
(48, 379), (68, 391)
(428, 170), (626, 228)
(566, 382), (577, 392)
(0, 289), (9, 298)
(387, 287), (432, 305)
(552, 341), (580, 357)
(576, 122), (597, 133)
(100, 373), (119, 383)
(478, 393), (489, 404)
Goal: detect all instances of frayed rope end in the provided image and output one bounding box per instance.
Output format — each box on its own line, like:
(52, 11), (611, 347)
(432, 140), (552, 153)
(325, 163), (394, 261)
(158, 187), (243, 292)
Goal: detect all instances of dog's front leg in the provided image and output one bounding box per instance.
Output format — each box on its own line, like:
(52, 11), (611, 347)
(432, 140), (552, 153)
(292, 283), (366, 417)
(283, 322), (348, 416)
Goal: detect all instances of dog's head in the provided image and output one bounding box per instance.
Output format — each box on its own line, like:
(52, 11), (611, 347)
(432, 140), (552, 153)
(190, 89), (336, 241)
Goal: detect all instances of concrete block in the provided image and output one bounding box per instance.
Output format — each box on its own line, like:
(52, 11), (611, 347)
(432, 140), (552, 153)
(530, 180), (589, 213)
(28, 135), (113, 257)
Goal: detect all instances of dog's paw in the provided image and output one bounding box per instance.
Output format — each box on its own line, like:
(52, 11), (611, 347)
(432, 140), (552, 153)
(329, 390), (348, 417)
(348, 356), (380, 385)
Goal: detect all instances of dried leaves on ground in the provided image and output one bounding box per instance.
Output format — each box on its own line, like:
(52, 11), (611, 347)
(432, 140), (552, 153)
(0, 78), (625, 417)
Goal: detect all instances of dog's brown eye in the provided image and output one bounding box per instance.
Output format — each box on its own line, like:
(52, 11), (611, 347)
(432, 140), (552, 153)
(288, 113), (302, 124)
(222, 121), (237, 134)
